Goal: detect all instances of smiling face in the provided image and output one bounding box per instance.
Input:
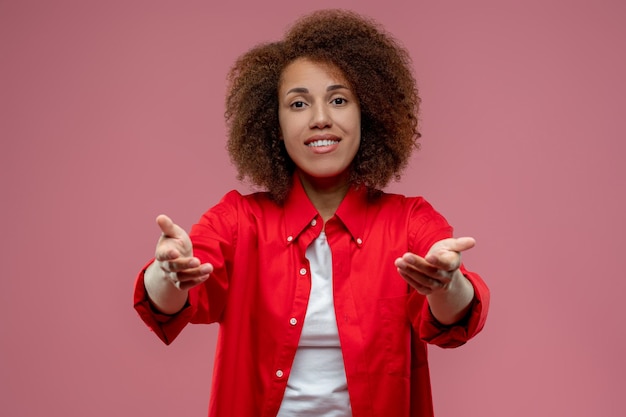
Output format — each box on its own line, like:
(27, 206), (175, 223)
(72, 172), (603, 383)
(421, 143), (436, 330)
(278, 58), (361, 189)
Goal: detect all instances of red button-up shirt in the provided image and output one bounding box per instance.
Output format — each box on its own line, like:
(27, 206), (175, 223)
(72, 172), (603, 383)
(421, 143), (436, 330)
(134, 178), (490, 417)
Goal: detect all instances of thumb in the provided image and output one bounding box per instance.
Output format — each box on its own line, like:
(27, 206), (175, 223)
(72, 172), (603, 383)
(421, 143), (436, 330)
(425, 237), (476, 270)
(447, 237), (476, 253)
(156, 214), (182, 238)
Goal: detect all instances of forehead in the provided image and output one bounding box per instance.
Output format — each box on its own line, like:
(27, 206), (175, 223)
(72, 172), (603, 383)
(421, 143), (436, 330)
(279, 58), (349, 89)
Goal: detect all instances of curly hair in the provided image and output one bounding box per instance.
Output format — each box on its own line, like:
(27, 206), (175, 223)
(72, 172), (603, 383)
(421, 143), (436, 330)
(225, 9), (420, 202)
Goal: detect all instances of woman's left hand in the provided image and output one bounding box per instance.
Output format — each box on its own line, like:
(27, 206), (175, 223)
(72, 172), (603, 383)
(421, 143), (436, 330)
(394, 237), (475, 295)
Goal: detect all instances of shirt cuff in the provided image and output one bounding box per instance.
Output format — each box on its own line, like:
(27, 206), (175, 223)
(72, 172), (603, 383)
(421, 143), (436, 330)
(133, 260), (194, 345)
(414, 269), (489, 348)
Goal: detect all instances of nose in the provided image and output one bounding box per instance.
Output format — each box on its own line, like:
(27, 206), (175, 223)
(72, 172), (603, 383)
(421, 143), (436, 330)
(309, 103), (332, 129)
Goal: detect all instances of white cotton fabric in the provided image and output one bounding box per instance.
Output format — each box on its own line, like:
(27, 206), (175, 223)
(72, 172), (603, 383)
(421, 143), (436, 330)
(276, 232), (352, 416)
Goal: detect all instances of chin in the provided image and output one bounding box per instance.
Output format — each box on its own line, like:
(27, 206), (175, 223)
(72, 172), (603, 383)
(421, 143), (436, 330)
(300, 168), (351, 183)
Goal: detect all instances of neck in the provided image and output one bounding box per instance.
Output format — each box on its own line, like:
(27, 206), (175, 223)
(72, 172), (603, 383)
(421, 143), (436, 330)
(297, 171), (350, 222)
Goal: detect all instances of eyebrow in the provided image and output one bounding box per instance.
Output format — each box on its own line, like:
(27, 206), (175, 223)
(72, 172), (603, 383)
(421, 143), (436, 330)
(285, 84), (350, 95)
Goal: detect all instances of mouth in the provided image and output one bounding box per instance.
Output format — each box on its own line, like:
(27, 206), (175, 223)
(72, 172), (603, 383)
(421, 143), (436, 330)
(307, 139), (340, 147)
(305, 134), (341, 147)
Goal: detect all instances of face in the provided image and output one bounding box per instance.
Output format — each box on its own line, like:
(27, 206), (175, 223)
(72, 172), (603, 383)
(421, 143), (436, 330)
(278, 58), (361, 188)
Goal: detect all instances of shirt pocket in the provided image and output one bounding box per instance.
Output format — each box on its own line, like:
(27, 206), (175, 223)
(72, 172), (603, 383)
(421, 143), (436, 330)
(376, 295), (411, 377)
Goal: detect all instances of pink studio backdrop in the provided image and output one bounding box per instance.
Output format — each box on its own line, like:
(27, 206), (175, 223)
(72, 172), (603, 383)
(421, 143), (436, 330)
(1, 0), (624, 416)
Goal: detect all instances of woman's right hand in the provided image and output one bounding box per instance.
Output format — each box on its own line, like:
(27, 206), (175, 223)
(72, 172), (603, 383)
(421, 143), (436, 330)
(152, 214), (213, 292)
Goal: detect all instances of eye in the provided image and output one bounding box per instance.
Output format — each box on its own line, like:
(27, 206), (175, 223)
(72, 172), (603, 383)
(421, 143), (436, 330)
(290, 101), (307, 109)
(331, 97), (347, 105)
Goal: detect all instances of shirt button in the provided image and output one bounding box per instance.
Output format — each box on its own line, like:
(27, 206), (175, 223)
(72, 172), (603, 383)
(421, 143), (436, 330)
(276, 370), (284, 378)
(289, 317), (297, 326)
(311, 219), (317, 226)
(299, 268), (307, 276)
(287, 235), (293, 242)
(356, 238), (363, 245)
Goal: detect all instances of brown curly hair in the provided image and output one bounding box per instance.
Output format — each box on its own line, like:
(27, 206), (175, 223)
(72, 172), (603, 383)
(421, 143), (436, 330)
(225, 9), (420, 202)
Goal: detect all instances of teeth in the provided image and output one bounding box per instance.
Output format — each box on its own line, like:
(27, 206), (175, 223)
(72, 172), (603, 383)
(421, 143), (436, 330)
(307, 139), (338, 147)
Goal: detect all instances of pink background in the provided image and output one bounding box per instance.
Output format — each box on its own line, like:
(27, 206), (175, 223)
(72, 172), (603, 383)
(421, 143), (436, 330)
(1, 0), (625, 416)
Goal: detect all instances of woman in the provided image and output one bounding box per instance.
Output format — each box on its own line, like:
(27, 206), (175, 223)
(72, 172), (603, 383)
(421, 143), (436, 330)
(134, 9), (489, 417)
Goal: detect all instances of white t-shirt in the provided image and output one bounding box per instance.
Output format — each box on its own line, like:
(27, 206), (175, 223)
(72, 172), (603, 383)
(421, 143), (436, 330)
(276, 232), (352, 416)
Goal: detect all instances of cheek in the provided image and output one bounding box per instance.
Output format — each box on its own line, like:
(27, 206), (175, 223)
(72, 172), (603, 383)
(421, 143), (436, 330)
(278, 111), (297, 140)
(279, 115), (309, 145)
(279, 125), (294, 145)
(340, 108), (361, 131)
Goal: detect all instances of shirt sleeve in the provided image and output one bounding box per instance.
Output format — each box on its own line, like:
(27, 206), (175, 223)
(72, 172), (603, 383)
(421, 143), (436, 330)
(133, 261), (196, 345)
(412, 267), (489, 348)
(405, 198), (490, 348)
(132, 191), (241, 345)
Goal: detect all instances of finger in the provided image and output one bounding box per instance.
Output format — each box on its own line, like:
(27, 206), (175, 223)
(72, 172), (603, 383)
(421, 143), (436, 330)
(160, 257), (202, 273)
(168, 264), (213, 290)
(395, 256), (446, 284)
(156, 214), (183, 238)
(155, 245), (181, 262)
(155, 214), (192, 259)
(176, 276), (210, 291)
(402, 277), (433, 295)
(395, 254), (440, 277)
(432, 237), (475, 253)
(448, 237), (476, 253)
(425, 237), (476, 270)
(176, 263), (213, 280)
(395, 263), (441, 293)
(425, 250), (461, 271)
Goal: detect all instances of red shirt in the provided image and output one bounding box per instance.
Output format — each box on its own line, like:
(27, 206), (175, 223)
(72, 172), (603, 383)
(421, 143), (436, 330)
(134, 178), (490, 417)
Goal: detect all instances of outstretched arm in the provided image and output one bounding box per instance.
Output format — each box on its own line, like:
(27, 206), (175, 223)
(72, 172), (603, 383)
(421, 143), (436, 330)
(394, 237), (476, 325)
(143, 214), (213, 315)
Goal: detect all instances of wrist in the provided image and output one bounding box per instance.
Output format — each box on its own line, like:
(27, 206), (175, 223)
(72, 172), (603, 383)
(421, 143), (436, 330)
(427, 270), (475, 325)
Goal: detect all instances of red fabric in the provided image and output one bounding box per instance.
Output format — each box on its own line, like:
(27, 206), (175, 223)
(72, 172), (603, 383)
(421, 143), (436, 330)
(134, 178), (490, 417)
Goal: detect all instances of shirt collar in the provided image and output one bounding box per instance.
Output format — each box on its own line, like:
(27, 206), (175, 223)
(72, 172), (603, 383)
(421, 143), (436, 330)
(283, 175), (320, 244)
(283, 175), (368, 247)
(335, 184), (368, 247)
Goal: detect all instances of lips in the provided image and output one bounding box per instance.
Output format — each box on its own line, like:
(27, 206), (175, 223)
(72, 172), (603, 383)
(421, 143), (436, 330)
(305, 134), (341, 147)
